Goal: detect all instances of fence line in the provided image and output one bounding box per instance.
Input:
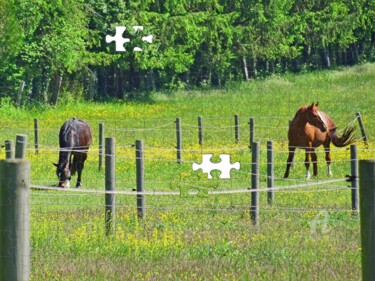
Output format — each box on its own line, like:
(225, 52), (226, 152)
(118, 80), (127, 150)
(10, 144), (374, 154)
(30, 177), (348, 195)
(105, 122), (175, 132)
(2, 112), (369, 160)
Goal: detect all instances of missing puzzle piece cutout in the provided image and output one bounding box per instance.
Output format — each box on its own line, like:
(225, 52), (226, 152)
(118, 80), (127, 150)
(192, 154), (240, 179)
(105, 26), (130, 52)
(106, 26), (153, 52)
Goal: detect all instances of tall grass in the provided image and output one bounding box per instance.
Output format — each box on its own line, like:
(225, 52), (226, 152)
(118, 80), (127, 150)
(1, 63), (374, 280)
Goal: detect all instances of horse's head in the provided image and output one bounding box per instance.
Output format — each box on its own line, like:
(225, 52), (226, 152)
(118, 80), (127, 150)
(53, 162), (71, 188)
(307, 102), (327, 132)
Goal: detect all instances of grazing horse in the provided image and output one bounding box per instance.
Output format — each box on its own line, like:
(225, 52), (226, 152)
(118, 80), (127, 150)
(284, 102), (355, 179)
(54, 118), (92, 188)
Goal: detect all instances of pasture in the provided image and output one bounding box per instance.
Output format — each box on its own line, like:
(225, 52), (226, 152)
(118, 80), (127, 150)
(1, 64), (375, 280)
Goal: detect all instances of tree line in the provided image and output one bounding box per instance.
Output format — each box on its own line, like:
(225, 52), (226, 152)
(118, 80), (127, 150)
(1, 0), (375, 104)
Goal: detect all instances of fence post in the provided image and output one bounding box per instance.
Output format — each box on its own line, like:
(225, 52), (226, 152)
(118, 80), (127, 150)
(105, 137), (116, 236)
(267, 140), (274, 205)
(176, 117), (182, 163)
(15, 134), (27, 159)
(0, 159), (30, 281)
(350, 144), (359, 211)
(50, 76), (63, 106)
(356, 112), (369, 148)
(99, 123), (104, 171)
(251, 142), (260, 225)
(5, 140), (14, 159)
(16, 81), (25, 107)
(136, 140), (146, 219)
(34, 118), (39, 155)
(249, 118), (254, 149)
(359, 159), (375, 281)
(234, 114), (239, 143)
(198, 116), (203, 146)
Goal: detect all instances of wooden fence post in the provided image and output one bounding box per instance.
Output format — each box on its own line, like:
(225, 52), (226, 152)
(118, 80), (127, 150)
(15, 134), (27, 159)
(350, 144), (359, 211)
(176, 117), (182, 163)
(5, 140), (14, 159)
(251, 142), (260, 225)
(356, 112), (369, 147)
(136, 140), (146, 219)
(249, 118), (254, 149)
(267, 140), (274, 205)
(198, 116), (203, 146)
(234, 114), (240, 143)
(16, 81), (25, 107)
(50, 76), (63, 106)
(0, 159), (30, 281)
(34, 118), (39, 155)
(105, 137), (116, 236)
(359, 159), (375, 280)
(99, 123), (104, 171)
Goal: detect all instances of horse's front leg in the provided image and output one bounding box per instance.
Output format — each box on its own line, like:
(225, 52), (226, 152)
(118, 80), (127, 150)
(304, 149), (312, 179)
(64, 153), (73, 188)
(311, 149), (318, 177)
(284, 146), (296, 178)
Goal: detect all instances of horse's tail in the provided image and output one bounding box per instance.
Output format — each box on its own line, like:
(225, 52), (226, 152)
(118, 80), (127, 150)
(330, 125), (356, 147)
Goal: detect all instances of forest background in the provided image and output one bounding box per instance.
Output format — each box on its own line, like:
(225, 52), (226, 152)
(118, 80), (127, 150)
(1, 0), (375, 104)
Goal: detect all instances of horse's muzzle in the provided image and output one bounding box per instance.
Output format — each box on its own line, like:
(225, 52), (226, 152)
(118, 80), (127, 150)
(58, 179), (70, 188)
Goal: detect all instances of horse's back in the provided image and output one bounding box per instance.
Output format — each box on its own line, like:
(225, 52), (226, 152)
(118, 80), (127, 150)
(59, 118), (92, 148)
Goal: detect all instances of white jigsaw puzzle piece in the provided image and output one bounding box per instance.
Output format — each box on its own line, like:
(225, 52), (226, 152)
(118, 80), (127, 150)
(217, 154), (240, 178)
(192, 154), (240, 179)
(105, 26), (130, 52)
(142, 35), (153, 43)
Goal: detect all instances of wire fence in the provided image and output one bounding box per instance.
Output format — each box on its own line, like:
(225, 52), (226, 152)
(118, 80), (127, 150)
(0, 114), (371, 280)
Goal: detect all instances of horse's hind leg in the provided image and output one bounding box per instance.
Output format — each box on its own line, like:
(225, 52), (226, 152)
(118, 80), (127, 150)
(305, 148), (318, 179)
(324, 143), (332, 176)
(74, 154), (87, 188)
(284, 147), (296, 178)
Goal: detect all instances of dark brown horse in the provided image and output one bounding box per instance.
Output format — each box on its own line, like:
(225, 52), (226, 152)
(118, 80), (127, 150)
(54, 118), (92, 187)
(284, 103), (355, 179)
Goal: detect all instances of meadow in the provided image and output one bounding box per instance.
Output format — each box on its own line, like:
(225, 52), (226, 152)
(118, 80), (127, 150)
(1, 63), (375, 280)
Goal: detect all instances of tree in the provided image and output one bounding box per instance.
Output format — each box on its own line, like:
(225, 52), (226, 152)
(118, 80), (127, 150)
(14, 0), (89, 102)
(0, 0), (23, 94)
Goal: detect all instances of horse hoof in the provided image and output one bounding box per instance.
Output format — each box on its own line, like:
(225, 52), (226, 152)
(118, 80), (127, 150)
(76, 183), (82, 188)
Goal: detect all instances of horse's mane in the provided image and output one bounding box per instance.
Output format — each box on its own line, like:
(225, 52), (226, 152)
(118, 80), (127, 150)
(292, 106), (308, 120)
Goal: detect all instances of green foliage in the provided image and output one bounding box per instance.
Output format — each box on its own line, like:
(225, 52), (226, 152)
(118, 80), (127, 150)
(1, 0), (375, 102)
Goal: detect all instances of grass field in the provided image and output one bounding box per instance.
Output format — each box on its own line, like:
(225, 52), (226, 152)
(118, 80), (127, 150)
(1, 63), (375, 280)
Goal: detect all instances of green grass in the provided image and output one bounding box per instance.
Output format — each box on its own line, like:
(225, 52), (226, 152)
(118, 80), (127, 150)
(1, 63), (375, 280)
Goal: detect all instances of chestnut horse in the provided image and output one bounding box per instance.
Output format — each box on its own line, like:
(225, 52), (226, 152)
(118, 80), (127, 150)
(284, 103), (355, 179)
(54, 118), (92, 187)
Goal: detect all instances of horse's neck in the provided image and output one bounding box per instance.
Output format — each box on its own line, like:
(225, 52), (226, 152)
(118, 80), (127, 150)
(320, 111), (336, 131)
(58, 150), (71, 167)
(294, 110), (309, 125)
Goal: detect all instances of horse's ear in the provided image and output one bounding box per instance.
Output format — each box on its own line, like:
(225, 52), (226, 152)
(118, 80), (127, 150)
(53, 163), (58, 167)
(315, 102), (319, 107)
